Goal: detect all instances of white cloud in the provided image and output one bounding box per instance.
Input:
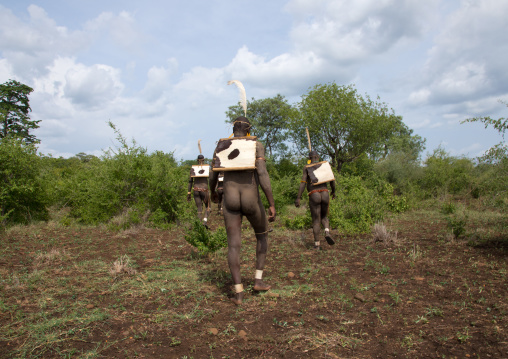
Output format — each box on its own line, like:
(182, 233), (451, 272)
(227, 46), (330, 95)
(415, 0), (508, 106)
(0, 58), (13, 80)
(64, 63), (124, 108)
(286, 0), (438, 63)
(84, 10), (147, 55)
(0, 5), (89, 78)
(407, 118), (430, 130)
(408, 89), (431, 106)
(141, 58), (178, 101)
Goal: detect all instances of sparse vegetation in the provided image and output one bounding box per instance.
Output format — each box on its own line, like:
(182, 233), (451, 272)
(184, 219), (228, 255)
(0, 200), (505, 358)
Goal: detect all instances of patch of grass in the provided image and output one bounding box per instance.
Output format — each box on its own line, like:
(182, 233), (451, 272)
(425, 305), (444, 317)
(389, 291), (401, 305)
(456, 327), (471, 343)
(407, 243), (424, 262)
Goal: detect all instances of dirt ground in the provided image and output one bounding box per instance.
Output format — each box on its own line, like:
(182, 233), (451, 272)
(0, 208), (507, 358)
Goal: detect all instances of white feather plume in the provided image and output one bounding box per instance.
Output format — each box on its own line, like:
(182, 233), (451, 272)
(227, 80), (247, 116)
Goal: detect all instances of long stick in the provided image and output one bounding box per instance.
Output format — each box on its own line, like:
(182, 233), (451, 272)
(198, 139), (202, 154)
(305, 128), (312, 152)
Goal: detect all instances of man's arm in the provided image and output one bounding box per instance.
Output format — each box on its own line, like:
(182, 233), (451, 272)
(255, 142), (276, 222)
(295, 167), (308, 207)
(330, 180), (336, 199)
(209, 151), (219, 203)
(187, 175), (193, 202)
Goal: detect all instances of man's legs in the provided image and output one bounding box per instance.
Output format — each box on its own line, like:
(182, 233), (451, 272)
(193, 193), (203, 221)
(202, 192), (210, 227)
(309, 196), (322, 248)
(223, 208), (244, 304)
(320, 193), (335, 245)
(246, 197), (271, 291)
(217, 189), (223, 213)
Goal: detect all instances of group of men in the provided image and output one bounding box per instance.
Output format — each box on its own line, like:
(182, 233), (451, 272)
(187, 116), (336, 305)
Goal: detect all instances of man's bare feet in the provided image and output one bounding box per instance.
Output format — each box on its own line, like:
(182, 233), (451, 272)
(253, 279), (271, 291)
(230, 291), (244, 305)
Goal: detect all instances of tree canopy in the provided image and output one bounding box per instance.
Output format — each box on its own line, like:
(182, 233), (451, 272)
(289, 83), (422, 172)
(0, 79), (38, 144)
(225, 94), (293, 160)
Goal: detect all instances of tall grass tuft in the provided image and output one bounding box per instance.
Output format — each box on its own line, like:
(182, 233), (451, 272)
(109, 255), (138, 277)
(372, 222), (398, 246)
(184, 220), (228, 255)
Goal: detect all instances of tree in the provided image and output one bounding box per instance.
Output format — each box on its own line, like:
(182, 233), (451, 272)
(225, 94), (294, 160)
(0, 79), (38, 144)
(379, 125), (426, 162)
(289, 83), (419, 172)
(461, 100), (507, 199)
(461, 100), (507, 165)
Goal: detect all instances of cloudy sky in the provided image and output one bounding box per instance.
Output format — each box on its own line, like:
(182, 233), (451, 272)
(1, 0), (507, 161)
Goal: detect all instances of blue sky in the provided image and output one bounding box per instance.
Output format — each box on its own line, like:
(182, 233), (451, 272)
(1, 0), (507, 161)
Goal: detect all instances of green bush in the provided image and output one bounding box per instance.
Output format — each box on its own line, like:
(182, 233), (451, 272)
(441, 202), (456, 215)
(274, 172), (409, 234)
(184, 220), (228, 254)
(263, 173), (300, 216)
(328, 174), (404, 234)
(48, 123), (188, 227)
(446, 212), (468, 239)
(0, 137), (49, 225)
(374, 151), (424, 197)
(419, 147), (475, 198)
(282, 211), (312, 230)
(328, 175), (378, 233)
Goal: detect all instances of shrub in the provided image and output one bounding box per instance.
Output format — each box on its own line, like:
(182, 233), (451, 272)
(446, 212), (468, 239)
(328, 174), (386, 234)
(277, 173), (409, 234)
(441, 202), (456, 215)
(52, 123), (188, 227)
(419, 147), (475, 198)
(374, 151), (424, 196)
(0, 137), (49, 225)
(263, 173), (300, 216)
(184, 220), (228, 254)
(283, 211), (312, 230)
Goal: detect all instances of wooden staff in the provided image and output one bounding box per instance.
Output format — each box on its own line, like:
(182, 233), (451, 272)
(198, 139), (202, 154)
(305, 127), (312, 152)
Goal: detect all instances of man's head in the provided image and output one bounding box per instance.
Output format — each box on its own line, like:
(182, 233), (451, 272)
(309, 150), (319, 163)
(197, 154), (204, 164)
(233, 116), (251, 136)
